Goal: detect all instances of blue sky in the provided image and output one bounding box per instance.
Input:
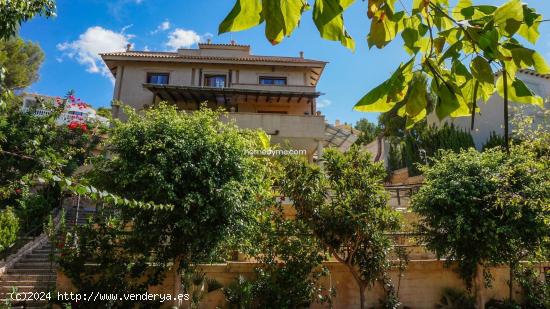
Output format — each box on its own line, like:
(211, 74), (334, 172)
(19, 0), (550, 125)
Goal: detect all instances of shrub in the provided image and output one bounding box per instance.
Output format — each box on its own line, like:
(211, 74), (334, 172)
(436, 288), (475, 309)
(412, 146), (549, 291)
(482, 131), (505, 151)
(0, 207), (19, 252)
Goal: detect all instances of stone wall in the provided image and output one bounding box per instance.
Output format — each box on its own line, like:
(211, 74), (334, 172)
(56, 260), (548, 308)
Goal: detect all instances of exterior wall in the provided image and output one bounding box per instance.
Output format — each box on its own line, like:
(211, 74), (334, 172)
(113, 62), (314, 115)
(428, 72), (550, 149)
(57, 261), (548, 308)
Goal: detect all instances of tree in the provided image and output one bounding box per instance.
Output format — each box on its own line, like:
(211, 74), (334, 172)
(411, 146), (549, 299)
(0, 37), (44, 91)
(280, 147), (402, 309)
(354, 118), (379, 145)
(219, 0), (549, 151)
(0, 0), (56, 40)
(57, 104), (272, 307)
(0, 95), (105, 253)
(96, 107), (112, 120)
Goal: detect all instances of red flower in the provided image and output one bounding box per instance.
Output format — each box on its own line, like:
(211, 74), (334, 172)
(15, 188), (22, 194)
(68, 121), (80, 130)
(80, 123), (88, 132)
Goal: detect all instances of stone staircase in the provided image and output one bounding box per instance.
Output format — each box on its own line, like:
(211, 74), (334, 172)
(0, 204), (96, 308)
(0, 241), (56, 308)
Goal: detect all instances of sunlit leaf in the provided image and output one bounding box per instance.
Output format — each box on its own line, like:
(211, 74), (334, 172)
(219, 0), (264, 34)
(354, 59), (414, 112)
(263, 0), (310, 44)
(509, 47), (550, 74)
(452, 0), (473, 21)
(494, 0), (523, 37)
(471, 56), (494, 84)
(313, 0), (356, 50)
(518, 5), (542, 44)
(496, 76), (544, 107)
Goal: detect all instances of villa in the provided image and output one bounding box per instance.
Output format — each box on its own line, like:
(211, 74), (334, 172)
(100, 41), (344, 160)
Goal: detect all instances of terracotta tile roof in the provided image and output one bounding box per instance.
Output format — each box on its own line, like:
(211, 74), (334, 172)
(100, 51), (327, 65)
(518, 68), (550, 79)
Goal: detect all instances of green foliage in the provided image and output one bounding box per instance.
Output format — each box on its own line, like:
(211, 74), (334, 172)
(387, 139), (406, 172)
(0, 0), (56, 40)
(403, 123), (474, 175)
(354, 118), (380, 145)
(482, 131), (505, 151)
(223, 275), (255, 309)
(485, 299), (521, 309)
(0, 207), (19, 251)
(280, 146), (402, 309)
(95, 107), (112, 120)
(0, 37), (44, 90)
(436, 288), (476, 309)
(245, 205), (332, 309)
(514, 265), (550, 309)
(411, 145), (550, 287)
(58, 104), (272, 307)
(181, 270), (222, 309)
(219, 0), (548, 130)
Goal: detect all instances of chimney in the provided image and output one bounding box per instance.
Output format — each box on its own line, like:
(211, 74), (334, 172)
(335, 119), (340, 127)
(299, 51), (304, 58)
(126, 43), (132, 51)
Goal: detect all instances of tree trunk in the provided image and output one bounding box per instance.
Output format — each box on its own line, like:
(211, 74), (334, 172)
(359, 283), (366, 309)
(502, 63), (510, 153)
(509, 262), (514, 301)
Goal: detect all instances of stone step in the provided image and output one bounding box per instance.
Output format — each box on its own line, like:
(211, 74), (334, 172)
(0, 281), (55, 287)
(0, 274), (56, 282)
(14, 262), (54, 269)
(7, 268), (55, 275)
(23, 254), (51, 260)
(0, 285), (53, 293)
(21, 257), (52, 262)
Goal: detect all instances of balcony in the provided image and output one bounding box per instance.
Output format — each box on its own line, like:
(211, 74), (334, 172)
(223, 112), (326, 155)
(229, 83), (317, 93)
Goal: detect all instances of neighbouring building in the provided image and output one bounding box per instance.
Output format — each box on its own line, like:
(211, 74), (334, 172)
(22, 93), (109, 126)
(100, 42), (334, 159)
(429, 69), (550, 149)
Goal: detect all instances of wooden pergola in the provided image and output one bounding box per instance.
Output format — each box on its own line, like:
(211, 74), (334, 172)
(143, 84), (322, 111)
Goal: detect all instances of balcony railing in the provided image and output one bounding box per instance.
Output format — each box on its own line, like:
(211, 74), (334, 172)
(225, 112), (326, 139)
(230, 83), (317, 93)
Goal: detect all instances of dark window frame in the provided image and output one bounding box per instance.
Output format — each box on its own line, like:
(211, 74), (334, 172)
(204, 74), (227, 88)
(259, 76), (287, 85)
(146, 72), (170, 85)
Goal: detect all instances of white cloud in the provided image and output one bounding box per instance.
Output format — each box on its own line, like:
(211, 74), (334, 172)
(317, 99), (332, 109)
(57, 26), (132, 82)
(166, 28), (201, 50)
(151, 20), (171, 34)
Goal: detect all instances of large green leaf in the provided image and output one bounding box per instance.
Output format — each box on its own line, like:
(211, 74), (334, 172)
(493, 0), (523, 37)
(518, 6), (542, 44)
(367, 9), (404, 49)
(404, 74), (428, 118)
(354, 59), (414, 112)
(452, 0), (473, 21)
(470, 56), (494, 85)
(509, 47), (550, 74)
(496, 75), (544, 107)
(263, 0), (309, 44)
(219, 0), (264, 34)
(313, 0), (356, 50)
